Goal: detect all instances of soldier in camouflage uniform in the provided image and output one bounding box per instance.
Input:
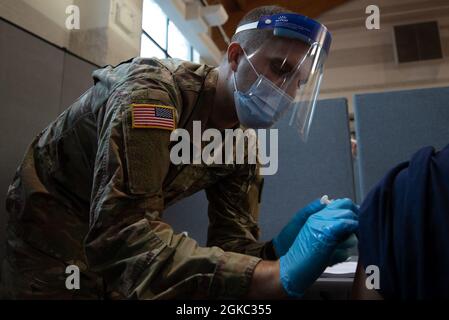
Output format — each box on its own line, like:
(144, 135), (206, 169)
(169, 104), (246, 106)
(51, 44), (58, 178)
(1, 55), (274, 299)
(1, 6), (358, 299)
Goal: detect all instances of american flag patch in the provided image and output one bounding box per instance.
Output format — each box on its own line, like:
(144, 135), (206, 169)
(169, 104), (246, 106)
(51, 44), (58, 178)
(131, 104), (176, 131)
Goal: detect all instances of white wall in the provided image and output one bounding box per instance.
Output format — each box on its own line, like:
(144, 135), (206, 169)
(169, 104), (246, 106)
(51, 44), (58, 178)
(0, 0), (143, 66)
(317, 0), (449, 113)
(69, 0), (143, 66)
(0, 0), (73, 47)
(22, 0), (74, 26)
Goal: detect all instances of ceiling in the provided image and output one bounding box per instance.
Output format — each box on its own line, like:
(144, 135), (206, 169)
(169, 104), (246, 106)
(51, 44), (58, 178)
(207, 0), (351, 51)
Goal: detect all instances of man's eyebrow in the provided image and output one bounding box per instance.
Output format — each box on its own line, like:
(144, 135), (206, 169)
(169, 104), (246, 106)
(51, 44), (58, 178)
(271, 58), (294, 72)
(280, 61), (296, 74)
(285, 61), (296, 70)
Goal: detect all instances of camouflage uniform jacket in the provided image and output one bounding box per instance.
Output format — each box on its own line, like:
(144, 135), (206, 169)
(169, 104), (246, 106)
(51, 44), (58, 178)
(1, 57), (276, 299)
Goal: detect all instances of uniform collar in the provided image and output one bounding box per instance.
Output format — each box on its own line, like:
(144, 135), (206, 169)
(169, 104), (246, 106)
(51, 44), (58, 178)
(183, 67), (219, 138)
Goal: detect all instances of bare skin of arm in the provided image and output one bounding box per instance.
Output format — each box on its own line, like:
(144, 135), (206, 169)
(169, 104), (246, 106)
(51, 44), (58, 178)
(351, 262), (383, 300)
(248, 260), (381, 300)
(246, 260), (290, 299)
(246, 260), (384, 299)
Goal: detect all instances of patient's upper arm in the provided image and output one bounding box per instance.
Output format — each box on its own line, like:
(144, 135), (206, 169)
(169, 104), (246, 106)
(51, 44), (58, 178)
(351, 262), (383, 300)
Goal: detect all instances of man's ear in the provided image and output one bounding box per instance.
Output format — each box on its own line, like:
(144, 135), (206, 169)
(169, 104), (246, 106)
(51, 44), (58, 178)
(227, 42), (243, 72)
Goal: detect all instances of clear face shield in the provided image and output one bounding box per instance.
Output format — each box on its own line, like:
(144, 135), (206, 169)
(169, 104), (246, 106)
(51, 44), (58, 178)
(233, 14), (331, 142)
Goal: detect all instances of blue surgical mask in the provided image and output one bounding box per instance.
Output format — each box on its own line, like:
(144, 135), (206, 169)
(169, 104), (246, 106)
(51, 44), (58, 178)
(233, 54), (293, 129)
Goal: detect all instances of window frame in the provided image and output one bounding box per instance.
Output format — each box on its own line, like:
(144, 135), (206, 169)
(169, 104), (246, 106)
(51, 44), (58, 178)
(141, 0), (198, 62)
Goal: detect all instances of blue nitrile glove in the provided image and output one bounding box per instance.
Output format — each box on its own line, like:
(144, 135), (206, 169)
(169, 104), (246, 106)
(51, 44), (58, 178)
(272, 199), (326, 257)
(328, 234), (358, 266)
(279, 198), (359, 297)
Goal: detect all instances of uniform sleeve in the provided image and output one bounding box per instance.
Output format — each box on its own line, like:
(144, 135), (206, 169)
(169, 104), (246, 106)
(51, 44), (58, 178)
(84, 82), (261, 299)
(206, 164), (277, 260)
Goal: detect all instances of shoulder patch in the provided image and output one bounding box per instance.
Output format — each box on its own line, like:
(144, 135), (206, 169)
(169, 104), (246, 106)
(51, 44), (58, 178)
(131, 104), (176, 131)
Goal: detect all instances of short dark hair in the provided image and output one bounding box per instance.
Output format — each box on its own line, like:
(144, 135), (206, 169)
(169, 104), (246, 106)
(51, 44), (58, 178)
(231, 5), (295, 53)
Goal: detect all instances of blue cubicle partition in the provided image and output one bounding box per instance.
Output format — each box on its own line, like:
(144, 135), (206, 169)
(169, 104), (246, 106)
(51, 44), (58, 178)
(258, 98), (355, 241)
(354, 86), (449, 200)
(164, 98), (356, 245)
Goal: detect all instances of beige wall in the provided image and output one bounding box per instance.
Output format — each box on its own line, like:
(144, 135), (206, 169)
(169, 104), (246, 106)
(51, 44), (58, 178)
(0, 0), (73, 48)
(2, 0), (447, 106)
(0, 0), (143, 66)
(318, 0), (449, 113)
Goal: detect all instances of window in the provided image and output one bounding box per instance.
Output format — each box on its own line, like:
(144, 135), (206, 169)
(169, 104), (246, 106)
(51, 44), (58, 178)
(394, 21), (443, 63)
(141, 0), (200, 63)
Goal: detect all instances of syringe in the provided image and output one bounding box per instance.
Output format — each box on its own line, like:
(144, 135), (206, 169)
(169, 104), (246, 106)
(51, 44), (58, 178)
(320, 195), (333, 205)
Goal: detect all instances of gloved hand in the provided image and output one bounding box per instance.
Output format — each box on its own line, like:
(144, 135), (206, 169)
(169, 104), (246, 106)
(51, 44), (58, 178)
(272, 199), (326, 257)
(328, 234), (358, 266)
(279, 198), (359, 297)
